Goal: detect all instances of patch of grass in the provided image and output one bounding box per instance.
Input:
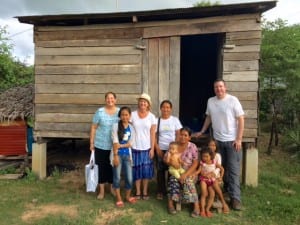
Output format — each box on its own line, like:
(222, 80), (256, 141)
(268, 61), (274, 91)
(0, 166), (16, 175)
(23, 167), (38, 182)
(0, 134), (300, 225)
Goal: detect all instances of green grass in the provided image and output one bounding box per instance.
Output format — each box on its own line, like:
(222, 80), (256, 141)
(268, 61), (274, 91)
(1, 137), (300, 225)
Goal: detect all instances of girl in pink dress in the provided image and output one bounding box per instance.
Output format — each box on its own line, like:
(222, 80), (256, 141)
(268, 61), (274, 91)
(194, 147), (228, 217)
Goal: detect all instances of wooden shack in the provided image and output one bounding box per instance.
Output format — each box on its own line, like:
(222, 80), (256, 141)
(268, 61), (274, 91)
(18, 1), (276, 180)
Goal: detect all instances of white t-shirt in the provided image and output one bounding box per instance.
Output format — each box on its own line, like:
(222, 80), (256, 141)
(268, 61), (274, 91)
(206, 94), (244, 142)
(130, 110), (157, 150)
(157, 116), (182, 150)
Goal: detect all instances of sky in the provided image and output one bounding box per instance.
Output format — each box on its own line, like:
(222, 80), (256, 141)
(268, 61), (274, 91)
(0, 0), (299, 65)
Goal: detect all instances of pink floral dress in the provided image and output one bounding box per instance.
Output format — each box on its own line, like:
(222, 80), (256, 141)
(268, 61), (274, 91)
(167, 142), (199, 203)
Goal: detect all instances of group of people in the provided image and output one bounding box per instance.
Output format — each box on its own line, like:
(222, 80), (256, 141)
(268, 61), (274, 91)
(89, 78), (245, 217)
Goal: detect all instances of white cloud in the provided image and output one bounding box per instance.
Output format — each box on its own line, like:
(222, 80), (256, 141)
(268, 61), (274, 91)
(0, 18), (33, 65)
(262, 0), (300, 25)
(0, 0), (299, 65)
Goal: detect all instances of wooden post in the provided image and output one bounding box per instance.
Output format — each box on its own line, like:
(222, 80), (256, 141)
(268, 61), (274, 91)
(243, 142), (258, 187)
(32, 142), (47, 179)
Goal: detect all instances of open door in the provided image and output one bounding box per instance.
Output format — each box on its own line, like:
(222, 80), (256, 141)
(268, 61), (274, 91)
(179, 34), (224, 132)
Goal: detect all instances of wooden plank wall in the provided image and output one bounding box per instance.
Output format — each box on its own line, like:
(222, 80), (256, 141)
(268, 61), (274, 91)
(34, 26), (144, 138)
(223, 30), (261, 142)
(33, 12), (262, 141)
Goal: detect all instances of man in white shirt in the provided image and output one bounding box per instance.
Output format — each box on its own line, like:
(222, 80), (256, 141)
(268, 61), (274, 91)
(196, 79), (244, 210)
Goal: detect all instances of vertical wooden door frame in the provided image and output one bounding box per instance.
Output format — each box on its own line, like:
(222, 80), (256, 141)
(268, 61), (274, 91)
(143, 36), (181, 116)
(169, 36), (181, 117)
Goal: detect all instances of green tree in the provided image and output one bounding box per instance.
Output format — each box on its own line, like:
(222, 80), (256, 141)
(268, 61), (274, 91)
(260, 19), (300, 154)
(0, 26), (33, 92)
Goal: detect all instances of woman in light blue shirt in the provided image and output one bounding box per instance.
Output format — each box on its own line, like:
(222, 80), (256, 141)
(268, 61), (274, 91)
(90, 92), (119, 200)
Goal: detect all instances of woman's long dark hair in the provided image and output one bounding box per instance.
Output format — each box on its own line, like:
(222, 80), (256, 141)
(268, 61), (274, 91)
(118, 106), (131, 142)
(180, 126), (192, 136)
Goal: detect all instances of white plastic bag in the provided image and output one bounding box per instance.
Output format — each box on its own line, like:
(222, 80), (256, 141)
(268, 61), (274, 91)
(85, 151), (99, 192)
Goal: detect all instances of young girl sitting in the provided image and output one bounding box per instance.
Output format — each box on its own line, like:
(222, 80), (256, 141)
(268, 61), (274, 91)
(164, 141), (185, 179)
(207, 139), (222, 182)
(207, 139), (230, 213)
(194, 147), (228, 217)
(111, 106), (136, 207)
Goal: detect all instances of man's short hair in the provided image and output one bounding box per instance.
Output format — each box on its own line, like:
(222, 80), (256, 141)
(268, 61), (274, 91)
(214, 78), (226, 85)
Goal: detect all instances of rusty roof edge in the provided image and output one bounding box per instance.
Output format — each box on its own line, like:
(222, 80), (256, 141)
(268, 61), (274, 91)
(16, 1), (277, 26)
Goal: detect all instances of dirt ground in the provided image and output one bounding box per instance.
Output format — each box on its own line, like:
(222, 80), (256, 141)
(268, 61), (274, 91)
(22, 139), (89, 223)
(19, 139), (155, 224)
(19, 135), (285, 224)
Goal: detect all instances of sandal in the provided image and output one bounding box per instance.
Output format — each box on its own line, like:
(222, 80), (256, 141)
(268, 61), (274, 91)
(200, 211), (206, 217)
(206, 211), (213, 218)
(142, 194), (149, 200)
(126, 197), (137, 204)
(115, 201), (124, 208)
(191, 211), (200, 218)
(135, 194), (141, 200)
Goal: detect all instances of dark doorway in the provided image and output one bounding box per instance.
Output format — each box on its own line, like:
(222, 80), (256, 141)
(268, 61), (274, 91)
(180, 34), (224, 132)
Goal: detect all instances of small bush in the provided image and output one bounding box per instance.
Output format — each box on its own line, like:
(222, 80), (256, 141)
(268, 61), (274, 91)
(282, 127), (300, 158)
(23, 167), (38, 182)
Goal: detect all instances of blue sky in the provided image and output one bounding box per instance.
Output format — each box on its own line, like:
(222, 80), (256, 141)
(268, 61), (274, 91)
(0, 0), (299, 65)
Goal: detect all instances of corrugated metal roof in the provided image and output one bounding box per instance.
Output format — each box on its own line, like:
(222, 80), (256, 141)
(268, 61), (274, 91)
(0, 121), (27, 156)
(17, 1), (276, 26)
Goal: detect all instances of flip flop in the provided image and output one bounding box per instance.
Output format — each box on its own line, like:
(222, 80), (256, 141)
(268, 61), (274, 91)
(115, 201), (124, 208)
(135, 194), (141, 200)
(191, 211), (200, 218)
(126, 197), (137, 204)
(142, 194), (149, 200)
(200, 211), (206, 217)
(206, 211), (213, 218)
(168, 207), (177, 215)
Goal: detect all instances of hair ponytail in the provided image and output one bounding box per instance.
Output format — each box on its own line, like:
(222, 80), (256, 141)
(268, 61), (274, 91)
(117, 120), (124, 142)
(117, 106), (131, 142)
